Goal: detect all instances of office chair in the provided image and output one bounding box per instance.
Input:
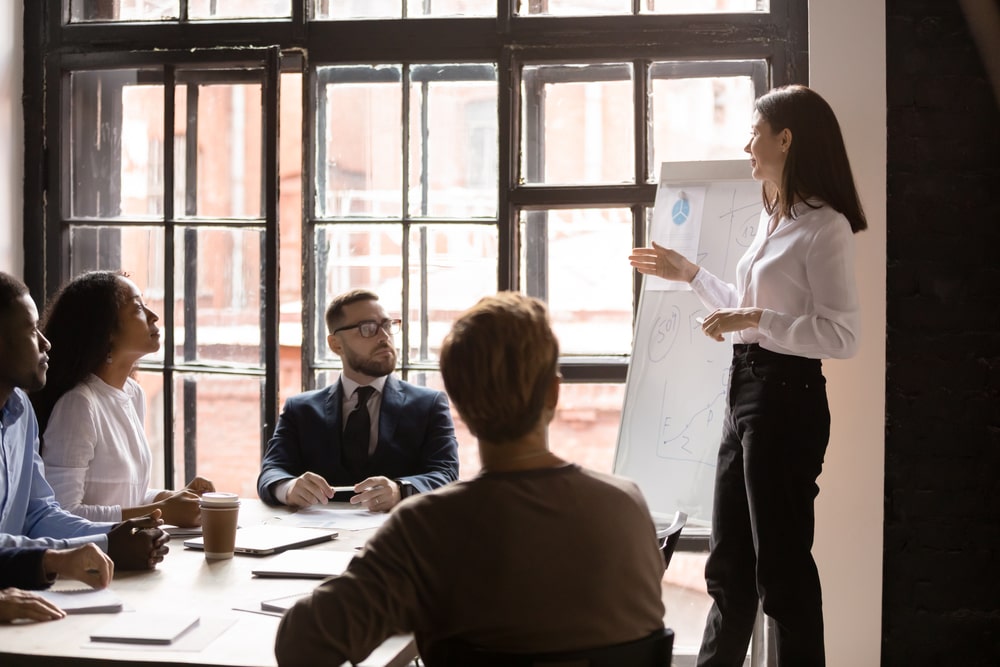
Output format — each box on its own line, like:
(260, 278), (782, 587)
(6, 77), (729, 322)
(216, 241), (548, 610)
(658, 511), (688, 571)
(426, 627), (674, 666)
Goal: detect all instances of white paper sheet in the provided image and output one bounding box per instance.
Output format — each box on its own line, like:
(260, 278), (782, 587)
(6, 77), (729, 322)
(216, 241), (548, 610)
(645, 184), (707, 292)
(284, 507), (391, 531)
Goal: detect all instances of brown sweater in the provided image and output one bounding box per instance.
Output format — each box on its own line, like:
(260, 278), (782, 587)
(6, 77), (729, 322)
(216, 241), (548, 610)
(274, 464), (666, 666)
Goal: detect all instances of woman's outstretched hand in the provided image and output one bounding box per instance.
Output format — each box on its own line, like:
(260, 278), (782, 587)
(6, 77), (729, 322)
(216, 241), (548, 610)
(629, 242), (699, 283)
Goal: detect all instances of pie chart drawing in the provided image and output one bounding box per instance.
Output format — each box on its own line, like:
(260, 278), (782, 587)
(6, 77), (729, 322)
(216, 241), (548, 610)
(671, 197), (690, 225)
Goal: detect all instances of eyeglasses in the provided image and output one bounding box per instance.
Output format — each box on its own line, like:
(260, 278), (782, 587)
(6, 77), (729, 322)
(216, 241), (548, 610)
(333, 318), (401, 338)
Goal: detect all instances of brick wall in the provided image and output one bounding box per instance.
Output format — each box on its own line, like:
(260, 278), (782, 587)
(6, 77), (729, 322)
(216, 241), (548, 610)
(884, 1), (1000, 664)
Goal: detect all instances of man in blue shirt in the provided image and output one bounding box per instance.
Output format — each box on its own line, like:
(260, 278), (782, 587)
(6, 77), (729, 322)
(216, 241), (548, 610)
(0, 272), (167, 569)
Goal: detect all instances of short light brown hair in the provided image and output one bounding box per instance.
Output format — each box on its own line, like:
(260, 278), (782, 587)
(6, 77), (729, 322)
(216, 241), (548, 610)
(324, 289), (380, 333)
(440, 292), (559, 444)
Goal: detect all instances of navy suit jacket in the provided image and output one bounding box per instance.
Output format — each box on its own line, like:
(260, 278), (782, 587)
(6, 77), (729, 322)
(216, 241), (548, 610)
(257, 376), (459, 506)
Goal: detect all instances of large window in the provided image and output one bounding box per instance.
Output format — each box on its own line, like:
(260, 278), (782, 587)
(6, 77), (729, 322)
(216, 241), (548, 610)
(25, 0), (804, 657)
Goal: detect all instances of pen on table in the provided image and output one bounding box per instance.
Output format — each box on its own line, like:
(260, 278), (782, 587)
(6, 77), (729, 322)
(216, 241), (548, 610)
(337, 484), (384, 493)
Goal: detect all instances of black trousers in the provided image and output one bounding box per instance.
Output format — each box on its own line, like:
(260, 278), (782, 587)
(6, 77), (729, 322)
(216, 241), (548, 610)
(697, 344), (830, 667)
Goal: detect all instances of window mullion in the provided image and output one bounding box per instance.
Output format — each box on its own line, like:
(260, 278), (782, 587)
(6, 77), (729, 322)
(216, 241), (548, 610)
(163, 65), (177, 490)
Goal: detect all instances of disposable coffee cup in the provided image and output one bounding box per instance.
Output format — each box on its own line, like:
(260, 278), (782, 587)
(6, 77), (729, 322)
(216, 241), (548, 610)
(199, 492), (240, 560)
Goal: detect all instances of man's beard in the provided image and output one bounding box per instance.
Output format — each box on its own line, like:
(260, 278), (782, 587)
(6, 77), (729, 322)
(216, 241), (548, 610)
(347, 345), (396, 378)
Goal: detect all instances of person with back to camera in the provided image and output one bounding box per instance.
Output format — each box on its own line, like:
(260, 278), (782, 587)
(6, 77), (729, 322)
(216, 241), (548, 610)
(630, 85), (866, 666)
(273, 292), (666, 666)
(31, 271), (214, 528)
(0, 271), (169, 576)
(257, 288), (458, 512)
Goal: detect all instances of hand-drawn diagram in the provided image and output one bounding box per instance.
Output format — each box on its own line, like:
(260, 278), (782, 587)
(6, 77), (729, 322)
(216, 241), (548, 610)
(615, 162), (761, 525)
(647, 305), (680, 363)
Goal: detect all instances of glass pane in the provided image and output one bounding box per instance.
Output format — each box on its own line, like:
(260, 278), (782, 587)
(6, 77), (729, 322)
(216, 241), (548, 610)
(403, 224), (498, 365)
(172, 373), (263, 498)
(516, 0), (767, 14)
(174, 76), (264, 219)
(404, 0), (496, 16)
(70, 70), (164, 219)
(650, 71), (756, 167)
(407, 66), (498, 218)
(520, 208), (633, 355)
(135, 370), (167, 488)
(174, 227), (264, 366)
(517, 0), (630, 15)
(663, 552), (714, 655)
(643, 0), (767, 13)
(68, 0), (179, 22)
(278, 73), (305, 406)
(189, 0), (291, 19)
(314, 0), (400, 19)
(313, 224), (404, 364)
(315, 66), (403, 219)
(521, 63), (634, 185)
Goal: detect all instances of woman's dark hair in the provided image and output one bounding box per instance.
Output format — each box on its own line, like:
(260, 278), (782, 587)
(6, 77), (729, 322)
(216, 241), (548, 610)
(756, 85), (868, 233)
(30, 271), (127, 435)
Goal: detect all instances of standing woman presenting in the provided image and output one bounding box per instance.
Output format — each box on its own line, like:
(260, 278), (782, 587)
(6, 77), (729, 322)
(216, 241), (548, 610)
(630, 85), (866, 666)
(31, 271), (214, 528)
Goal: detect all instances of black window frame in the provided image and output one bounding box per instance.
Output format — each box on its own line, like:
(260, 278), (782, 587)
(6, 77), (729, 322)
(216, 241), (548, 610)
(23, 0), (807, 489)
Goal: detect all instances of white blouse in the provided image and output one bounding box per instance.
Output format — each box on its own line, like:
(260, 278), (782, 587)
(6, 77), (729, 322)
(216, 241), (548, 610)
(690, 200), (860, 359)
(41, 375), (161, 522)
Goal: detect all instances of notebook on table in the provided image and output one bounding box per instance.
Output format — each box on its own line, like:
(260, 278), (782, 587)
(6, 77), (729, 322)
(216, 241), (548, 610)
(162, 524), (203, 538)
(183, 526), (338, 556)
(251, 548), (355, 578)
(260, 592), (310, 614)
(36, 587), (123, 614)
(90, 612), (200, 645)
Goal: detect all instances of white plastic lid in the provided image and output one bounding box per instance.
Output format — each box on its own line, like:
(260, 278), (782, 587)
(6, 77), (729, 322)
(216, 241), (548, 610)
(199, 492), (240, 507)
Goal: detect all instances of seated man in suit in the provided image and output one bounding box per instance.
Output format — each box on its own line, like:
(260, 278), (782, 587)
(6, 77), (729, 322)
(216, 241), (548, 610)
(257, 289), (459, 511)
(273, 292), (666, 666)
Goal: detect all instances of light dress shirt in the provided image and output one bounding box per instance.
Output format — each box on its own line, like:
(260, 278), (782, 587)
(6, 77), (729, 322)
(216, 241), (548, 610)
(690, 200), (860, 359)
(0, 388), (112, 549)
(273, 375), (387, 505)
(41, 375), (160, 522)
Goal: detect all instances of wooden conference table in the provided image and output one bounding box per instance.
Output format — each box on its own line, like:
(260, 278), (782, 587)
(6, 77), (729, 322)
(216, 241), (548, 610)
(0, 499), (416, 667)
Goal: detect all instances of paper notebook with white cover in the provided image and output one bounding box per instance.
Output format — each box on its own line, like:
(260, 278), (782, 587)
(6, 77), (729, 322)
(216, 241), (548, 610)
(251, 548), (355, 578)
(90, 612), (200, 645)
(36, 587), (123, 614)
(260, 592), (310, 614)
(183, 525), (338, 555)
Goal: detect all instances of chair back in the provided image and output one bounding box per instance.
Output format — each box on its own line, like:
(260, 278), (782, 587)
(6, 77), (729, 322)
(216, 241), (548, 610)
(426, 627), (674, 667)
(658, 510), (688, 571)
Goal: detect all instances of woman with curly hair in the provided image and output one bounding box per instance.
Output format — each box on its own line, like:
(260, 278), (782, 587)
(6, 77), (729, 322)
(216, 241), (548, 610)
(32, 271), (213, 527)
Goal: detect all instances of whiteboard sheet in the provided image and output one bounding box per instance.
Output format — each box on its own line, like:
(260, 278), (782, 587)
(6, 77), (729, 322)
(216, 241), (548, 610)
(614, 161), (761, 525)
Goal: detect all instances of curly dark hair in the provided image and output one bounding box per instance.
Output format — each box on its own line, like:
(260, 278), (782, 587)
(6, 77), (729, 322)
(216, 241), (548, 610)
(30, 270), (128, 435)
